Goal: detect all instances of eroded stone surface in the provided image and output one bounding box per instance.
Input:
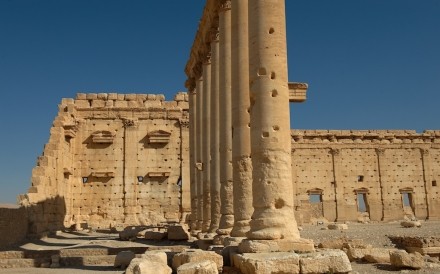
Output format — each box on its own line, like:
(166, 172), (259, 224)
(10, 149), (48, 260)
(232, 252), (300, 274)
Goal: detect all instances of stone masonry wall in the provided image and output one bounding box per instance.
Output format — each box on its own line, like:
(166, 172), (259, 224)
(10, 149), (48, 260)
(0, 207), (28, 248)
(19, 92), (190, 235)
(291, 130), (440, 224)
(19, 94), (440, 237)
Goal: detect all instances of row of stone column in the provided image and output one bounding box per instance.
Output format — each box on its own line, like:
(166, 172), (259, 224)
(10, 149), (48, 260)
(187, 0), (304, 249)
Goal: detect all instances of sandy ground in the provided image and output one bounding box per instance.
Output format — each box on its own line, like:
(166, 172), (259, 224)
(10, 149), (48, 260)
(1, 221), (439, 273)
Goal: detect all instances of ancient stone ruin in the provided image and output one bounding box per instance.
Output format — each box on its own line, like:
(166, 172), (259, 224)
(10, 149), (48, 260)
(0, 0), (439, 273)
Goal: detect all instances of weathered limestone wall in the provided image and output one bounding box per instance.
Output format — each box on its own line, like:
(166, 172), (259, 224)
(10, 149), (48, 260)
(20, 92), (190, 235)
(0, 207), (28, 248)
(291, 130), (440, 224)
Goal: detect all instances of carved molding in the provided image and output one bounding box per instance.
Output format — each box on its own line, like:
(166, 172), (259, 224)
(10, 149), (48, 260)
(375, 148), (386, 156)
(220, 0), (231, 11)
(92, 131), (115, 144)
(123, 119), (136, 128)
(330, 148), (340, 156)
(420, 148), (430, 156)
(147, 130), (171, 144)
(180, 119), (190, 129)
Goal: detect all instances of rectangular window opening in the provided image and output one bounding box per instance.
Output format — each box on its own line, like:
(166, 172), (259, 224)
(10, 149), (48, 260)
(357, 193), (368, 212)
(357, 175), (364, 182)
(402, 192), (412, 207)
(433, 181), (437, 187)
(309, 194), (322, 204)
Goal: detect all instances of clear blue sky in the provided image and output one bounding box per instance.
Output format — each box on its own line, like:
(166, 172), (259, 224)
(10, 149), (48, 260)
(0, 1), (439, 204)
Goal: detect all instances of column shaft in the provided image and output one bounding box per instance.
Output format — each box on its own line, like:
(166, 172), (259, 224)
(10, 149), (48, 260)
(202, 60), (212, 232)
(209, 32), (221, 233)
(247, 0), (300, 240)
(188, 88), (197, 230)
(230, 0), (253, 237)
(217, 1), (234, 236)
(196, 77), (204, 230)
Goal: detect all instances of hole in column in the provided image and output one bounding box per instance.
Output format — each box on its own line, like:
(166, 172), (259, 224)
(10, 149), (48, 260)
(269, 27), (275, 34)
(274, 199), (285, 209)
(258, 68), (267, 76)
(247, 123), (251, 128)
(262, 132), (269, 138)
(247, 107), (250, 113)
(271, 89), (278, 97)
(271, 72), (276, 79)
(273, 125), (280, 131)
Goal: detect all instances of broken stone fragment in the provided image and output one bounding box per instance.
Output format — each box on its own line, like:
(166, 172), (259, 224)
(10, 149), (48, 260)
(390, 250), (425, 270)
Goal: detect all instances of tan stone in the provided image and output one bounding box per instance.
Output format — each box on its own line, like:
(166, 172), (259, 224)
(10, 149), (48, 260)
(328, 223), (349, 230)
(299, 250), (352, 274)
(168, 224), (190, 240)
(172, 250), (223, 272)
(133, 259), (172, 274)
(390, 250), (425, 270)
(232, 252), (300, 274)
(401, 220), (422, 228)
(114, 250), (135, 269)
(177, 260), (219, 274)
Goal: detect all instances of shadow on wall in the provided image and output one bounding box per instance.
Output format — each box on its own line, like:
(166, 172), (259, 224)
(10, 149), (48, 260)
(0, 195), (67, 249)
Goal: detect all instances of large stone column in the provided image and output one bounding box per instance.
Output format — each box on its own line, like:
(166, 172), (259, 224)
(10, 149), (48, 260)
(217, 0), (234, 237)
(195, 77), (204, 231)
(240, 0), (313, 252)
(209, 29), (221, 234)
(230, 0), (253, 238)
(188, 86), (197, 230)
(202, 56), (212, 232)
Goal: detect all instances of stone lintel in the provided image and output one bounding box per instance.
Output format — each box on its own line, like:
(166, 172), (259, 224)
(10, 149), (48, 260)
(289, 82), (308, 103)
(238, 239), (314, 254)
(91, 171), (115, 178)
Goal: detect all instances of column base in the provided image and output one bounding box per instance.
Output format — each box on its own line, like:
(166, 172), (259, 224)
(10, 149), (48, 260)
(238, 238), (314, 254)
(224, 237), (246, 247)
(213, 234), (229, 245)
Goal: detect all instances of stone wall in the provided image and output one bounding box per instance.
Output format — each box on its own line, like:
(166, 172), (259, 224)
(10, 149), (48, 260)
(291, 130), (440, 224)
(19, 92), (190, 235)
(0, 207), (28, 248)
(19, 94), (440, 236)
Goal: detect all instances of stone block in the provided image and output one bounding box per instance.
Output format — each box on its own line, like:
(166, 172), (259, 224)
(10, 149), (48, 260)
(126, 258), (144, 274)
(97, 93), (108, 100)
(363, 248), (392, 264)
(141, 250), (168, 265)
(76, 93), (87, 100)
(238, 239), (314, 253)
(196, 238), (214, 250)
(114, 100), (128, 108)
(172, 250), (223, 272)
(147, 94), (157, 100)
(168, 224), (190, 241)
(174, 92), (186, 102)
(401, 220), (422, 228)
(108, 93), (118, 100)
(114, 250), (135, 269)
(177, 101), (189, 110)
(177, 260), (218, 274)
(232, 252), (300, 274)
(390, 250), (425, 270)
(86, 93), (98, 100)
(128, 100), (142, 108)
(145, 230), (168, 240)
(328, 223), (348, 230)
(125, 94), (137, 101)
(91, 99), (105, 108)
(299, 250), (352, 274)
(74, 100), (90, 108)
(133, 259), (172, 274)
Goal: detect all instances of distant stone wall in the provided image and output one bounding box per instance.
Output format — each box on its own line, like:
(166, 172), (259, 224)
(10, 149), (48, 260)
(20, 92), (190, 235)
(0, 207), (28, 248)
(291, 130), (440, 224)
